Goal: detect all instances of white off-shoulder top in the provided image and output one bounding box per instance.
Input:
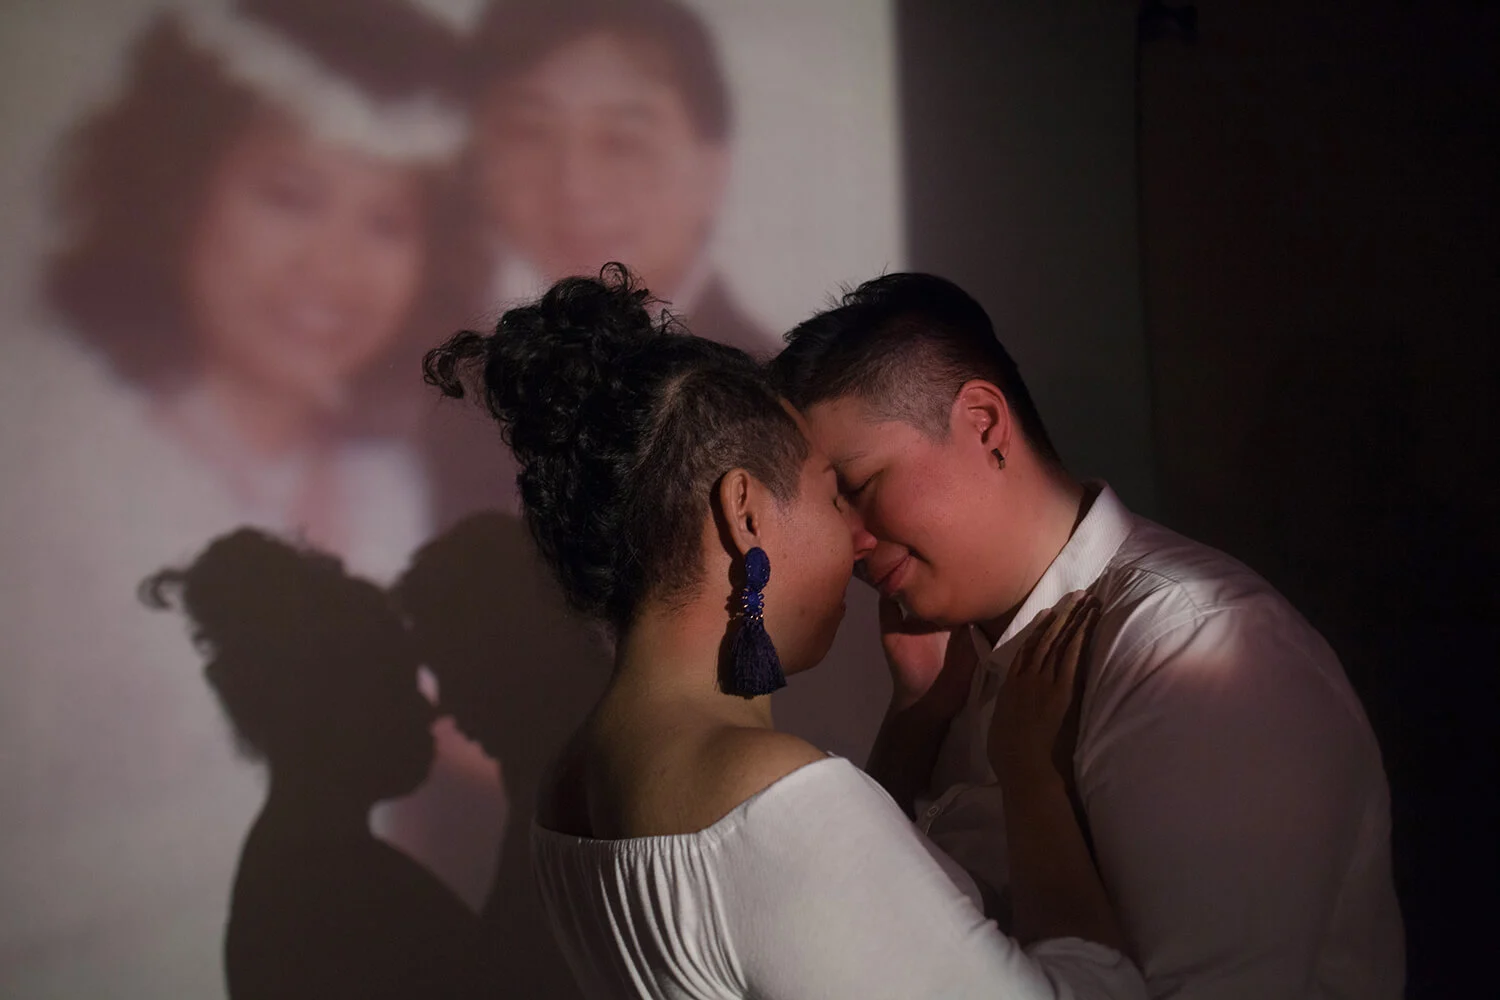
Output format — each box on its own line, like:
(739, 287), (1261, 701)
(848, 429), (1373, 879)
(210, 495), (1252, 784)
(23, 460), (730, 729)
(532, 757), (1145, 1000)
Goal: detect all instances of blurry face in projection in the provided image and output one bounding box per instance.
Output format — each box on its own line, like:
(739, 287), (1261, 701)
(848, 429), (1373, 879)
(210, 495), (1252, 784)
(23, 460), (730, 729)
(184, 113), (427, 411)
(475, 31), (728, 298)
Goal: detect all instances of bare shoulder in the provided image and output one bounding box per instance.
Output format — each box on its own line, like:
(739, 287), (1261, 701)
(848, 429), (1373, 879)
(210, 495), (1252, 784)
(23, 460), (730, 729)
(580, 688), (833, 839)
(705, 722), (834, 791)
(629, 727), (828, 838)
(697, 727), (830, 812)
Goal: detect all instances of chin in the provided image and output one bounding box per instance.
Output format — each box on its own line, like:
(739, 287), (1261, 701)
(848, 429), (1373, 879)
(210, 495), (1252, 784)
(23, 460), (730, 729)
(773, 646), (811, 680)
(791, 631), (841, 676)
(901, 592), (961, 629)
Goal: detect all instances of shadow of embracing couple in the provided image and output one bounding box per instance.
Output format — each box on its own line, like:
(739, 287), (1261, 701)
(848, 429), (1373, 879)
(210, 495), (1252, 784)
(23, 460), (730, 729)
(145, 511), (606, 999)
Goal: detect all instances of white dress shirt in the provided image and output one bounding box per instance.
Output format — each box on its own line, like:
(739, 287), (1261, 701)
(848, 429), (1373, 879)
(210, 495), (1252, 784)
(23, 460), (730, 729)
(917, 485), (1404, 999)
(533, 757), (1147, 1000)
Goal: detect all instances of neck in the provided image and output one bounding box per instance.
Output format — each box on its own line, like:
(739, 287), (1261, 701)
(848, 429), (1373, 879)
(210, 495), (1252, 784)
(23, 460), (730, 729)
(975, 463), (1090, 644)
(613, 594), (775, 730)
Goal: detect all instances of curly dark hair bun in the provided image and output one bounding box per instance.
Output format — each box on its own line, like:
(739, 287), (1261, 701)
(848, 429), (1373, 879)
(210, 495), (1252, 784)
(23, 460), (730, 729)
(142, 528), (411, 762)
(424, 263), (660, 458)
(424, 264), (807, 629)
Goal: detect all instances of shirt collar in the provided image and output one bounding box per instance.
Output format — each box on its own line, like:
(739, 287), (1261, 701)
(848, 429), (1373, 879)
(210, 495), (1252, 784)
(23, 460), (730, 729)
(980, 481), (1134, 657)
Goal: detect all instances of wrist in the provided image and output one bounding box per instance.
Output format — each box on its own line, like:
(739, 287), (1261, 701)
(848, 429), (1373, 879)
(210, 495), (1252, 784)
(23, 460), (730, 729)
(887, 687), (929, 716)
(887, 687), (961, 723)
(994, 761), (1066, 799)
(893, 671), (972, 719)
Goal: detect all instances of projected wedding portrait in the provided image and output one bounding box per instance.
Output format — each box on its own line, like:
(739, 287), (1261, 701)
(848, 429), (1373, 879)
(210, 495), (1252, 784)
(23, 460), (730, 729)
(0, 1), (902, 996)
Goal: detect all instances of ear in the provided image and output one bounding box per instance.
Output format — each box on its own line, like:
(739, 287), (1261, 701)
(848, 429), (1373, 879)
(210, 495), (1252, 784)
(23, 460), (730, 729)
(715, 467), (775, 558)
(951, 380), (1013, 456)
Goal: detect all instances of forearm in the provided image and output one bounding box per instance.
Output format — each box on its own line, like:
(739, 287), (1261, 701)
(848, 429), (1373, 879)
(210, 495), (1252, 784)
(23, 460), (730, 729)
(1003, 773), (1125, 954)
(865, 701), (951, 818)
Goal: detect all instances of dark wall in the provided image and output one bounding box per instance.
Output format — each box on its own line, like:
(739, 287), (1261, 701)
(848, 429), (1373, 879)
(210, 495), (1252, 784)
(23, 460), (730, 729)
(901, 1), (1496, 995)
(1138, 2), (1499, 996)
(897, 0), (1157, 513)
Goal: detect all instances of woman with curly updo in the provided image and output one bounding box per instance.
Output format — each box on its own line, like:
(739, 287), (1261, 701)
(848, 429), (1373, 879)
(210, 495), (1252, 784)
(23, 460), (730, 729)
(423, 264), (1147, 999)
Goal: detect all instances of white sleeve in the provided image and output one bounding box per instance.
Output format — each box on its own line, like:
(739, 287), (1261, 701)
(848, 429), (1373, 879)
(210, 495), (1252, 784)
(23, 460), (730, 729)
(718, 761), (1146, 1000)
(1079, 612), (1380, 999)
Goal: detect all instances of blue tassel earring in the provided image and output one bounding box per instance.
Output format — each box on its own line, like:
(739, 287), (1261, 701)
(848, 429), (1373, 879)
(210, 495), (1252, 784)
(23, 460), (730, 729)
(725, 547), (786, 697)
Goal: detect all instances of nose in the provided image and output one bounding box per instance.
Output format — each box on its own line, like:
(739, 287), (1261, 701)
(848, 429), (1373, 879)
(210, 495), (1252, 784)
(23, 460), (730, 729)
(844, 505), (878, 563)
(294, 214), (372, 302)
(555, 133), (612, 216)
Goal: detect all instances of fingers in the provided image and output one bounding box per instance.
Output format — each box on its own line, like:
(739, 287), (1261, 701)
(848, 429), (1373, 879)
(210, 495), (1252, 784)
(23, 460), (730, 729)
(1015, 592), (1083, 676)
(990, 595), (1101, 785)
(1051, 602), (1099, 693)
(1042, 595), (1095, 680)
(1013, 609), (1054, 674)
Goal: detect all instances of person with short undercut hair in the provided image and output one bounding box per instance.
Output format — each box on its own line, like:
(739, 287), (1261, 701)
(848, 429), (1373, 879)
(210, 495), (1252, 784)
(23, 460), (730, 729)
(770, 272), (1405, 999)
